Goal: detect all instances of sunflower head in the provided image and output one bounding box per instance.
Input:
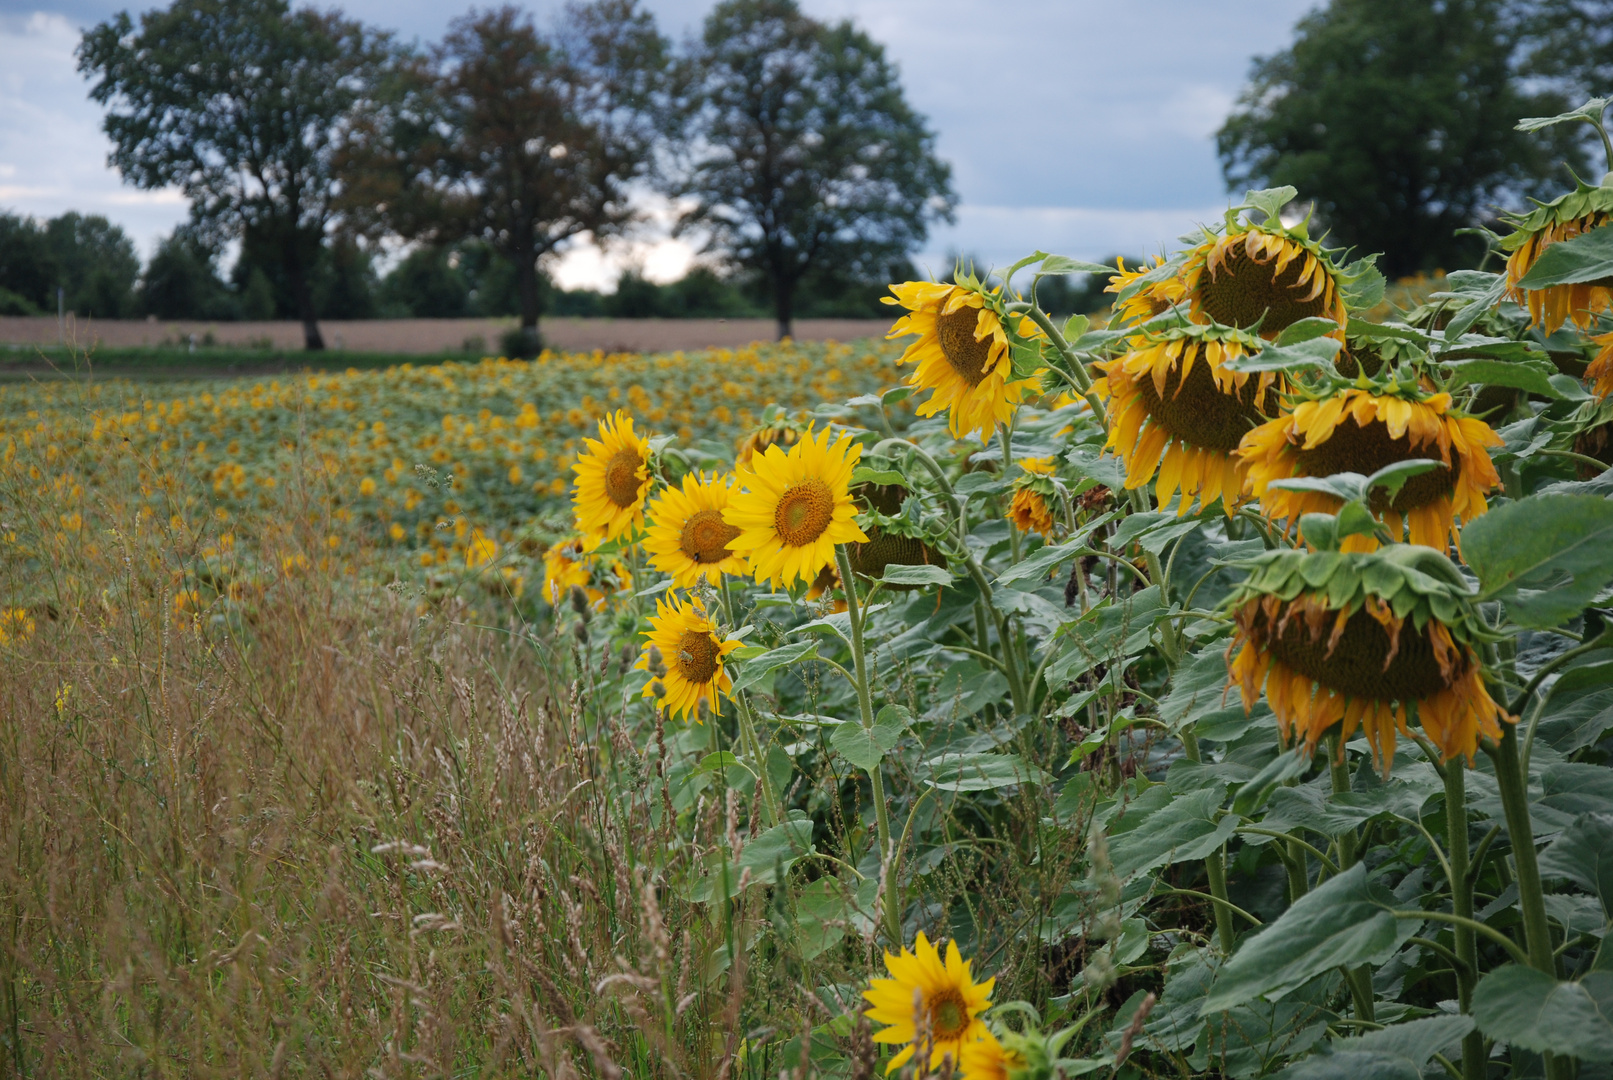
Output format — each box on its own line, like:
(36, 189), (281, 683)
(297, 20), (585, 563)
(1105, 255), (1186, 327)
(1096, 323), (1281, 515)
(1502, 178), (1613, 332)
(1180, 191), (1359, 340)
(634, 593), (741, 722)
(1006, 457), (1059, 536)
(723, 426), (867, 588)
(884, 280), (1043, 441)
(572, 410), (653, 545)
(1337, 321), (1433, 379)
(1240, 385), (1502, 553)
(543, 536), (598, 607)
(863, 932), (995, 1074)
(1587, 332), (1613, 403)
(736, 418), (803, 466)
(1224, 544), (1512, 769)
(643, 471), (746, 587)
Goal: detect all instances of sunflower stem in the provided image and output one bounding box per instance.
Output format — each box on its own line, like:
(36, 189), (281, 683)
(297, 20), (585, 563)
(1179, 729), (1239, 953)
(1012, 303), (1109, 427)
(734, 693), (780, 829)
(1442, 764), (1485, 1080)
(1328, 742), (1376, 1023)
(835, 543), (899, 943)
(1485, 725), (1557, 975)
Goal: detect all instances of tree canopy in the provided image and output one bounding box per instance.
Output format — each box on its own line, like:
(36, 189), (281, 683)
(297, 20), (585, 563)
(677, 0), (954, 339)
(1217, 0), (1585, 277)
(79, 0), (390, 348)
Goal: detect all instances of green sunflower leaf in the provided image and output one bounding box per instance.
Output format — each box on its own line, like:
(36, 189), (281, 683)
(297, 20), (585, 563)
(1442, 357), (1563, 398)
(1224, 337), (1343, 375)
(1471, 966), (1613, 1063)
(1515, 96), (1613, 133)
(1107, 787), (1239, 880)
(1538, 813), (1613, 917)
(924, 752), (1049, 792)
(728, 641), (819, 695)
(830, 707), (909, 772)
(1267, 1016), (1476, 1080)
(1037, 254), (1117, 276)
(1275, 318), (1341, 346)
(1201, 864), (1414, 1013)
(1237, 186), (1300, 225)
(1515, 223), (1613, 289)
(1461, 493), (1613, 627)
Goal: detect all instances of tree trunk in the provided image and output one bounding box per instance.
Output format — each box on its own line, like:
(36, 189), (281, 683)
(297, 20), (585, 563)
(285, 243), (324, 351)
(773, 271), (795, 341)
(516, 242), (543, 358)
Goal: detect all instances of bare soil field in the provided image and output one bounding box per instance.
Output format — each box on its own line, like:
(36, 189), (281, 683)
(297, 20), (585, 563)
(0, 314), (890, 355)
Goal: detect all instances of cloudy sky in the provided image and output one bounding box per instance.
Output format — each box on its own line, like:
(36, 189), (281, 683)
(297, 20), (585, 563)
(0, 0), (1317, 290)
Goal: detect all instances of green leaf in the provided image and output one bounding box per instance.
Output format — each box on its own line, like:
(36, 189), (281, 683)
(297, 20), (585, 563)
(994, 511), (1119, 586)
(1471, 965), (1613, 1063)
(685, 817), (815, 901)
(1539, 812), (1613, 917)
(924, 752), (1048, 792)
(1159, 647), (1234, 733)
(1516, 223), (1613, 289)
(1462, 494), (1613, 627)
(829, 706), (909, 772)
(880, 563), (951, 587)
(1269, 1016), (1476, 1080)
(1516, 96), (1613, 132)
(1038, 254), (1117, 276)
(1223, 337), (1343, 374)
(794, 877), (851, 961)
(1275, 318), (1340, 346)
(728, 641), (819, 695)
(1065, 445), (1127, 491)
(1238, 186), (1300, 224)
(1270, 460), (1444, 506)
(1232, 749), (1310, 817)
(1062, 312), (1091, 341)
(695, 751), (751, 777)
(1108, 788), (1239, 881)
(1441, 357), (1563, 398)
(1201, 864), (1411, 1013)
(850, 466), (907, 487)
(1441, 272), (1508, 339)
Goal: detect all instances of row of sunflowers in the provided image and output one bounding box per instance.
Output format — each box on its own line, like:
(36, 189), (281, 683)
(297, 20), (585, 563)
(541, 105), (1613, 1078)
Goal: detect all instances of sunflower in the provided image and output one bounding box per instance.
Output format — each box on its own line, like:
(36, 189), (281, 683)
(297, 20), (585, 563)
(572, 410), (652, 545)
(643, 471), (746, 587)
(846, 480), (949, 585)
(542, 536), (597, 606)
(736, 422), (801, 466)
(1502, 180), (1613, 333)
(1105, 255), (1186, 326)
(884, 281), (1042, 441)
(1240, 387), (1501, 552)
(864, 932), (995, 1074)
(634, 593), (741, 722)
(723, 426), (867, 588)
(1180, 219), (1349, 340)
(1095, 324), (1280, 515)
(1006, 458), (1058, 536)
(958, 1030), (1025, 1080)
(1225, 546), (1511, 768)
(1588, 332), (1613, 401)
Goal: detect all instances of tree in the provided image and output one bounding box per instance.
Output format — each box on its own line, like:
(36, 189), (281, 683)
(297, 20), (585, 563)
(1217, 0), (1583, 276)
(139, 227), (238, 320)
(677, 0), (953, 339)
(79, 0), (389, 348)
(378, 247), (471, 318)
(0, 212), (54, 314)
(44, 213), (141, 319)
(347, 3), (668, 356)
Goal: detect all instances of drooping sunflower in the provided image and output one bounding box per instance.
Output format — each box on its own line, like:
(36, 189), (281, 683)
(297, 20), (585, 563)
(1006, 458), (1058, 536)
(634, 593), (741, 722)
(845, 480), (949, 585)
(643, 471), (746, 587)
(864, 932), (995, 1074)
(1240, 387), (1502, 552)
(1502, 178), (1613, 333)
(572, 410), (652, 545)
(542, 536), (597, 606)
(723, 426), (867, 588)
(736, 422), (801, 466)
(958, 1030), (1024, 1080)
(1105, 255), (1186, 327)
(1225, 545), (1511, 768)
(1095, 324), (1281, 515)
(1180, 210), (1350, 340)
(884, 281), (1042, 441)
(1588, 332), (1613, 401)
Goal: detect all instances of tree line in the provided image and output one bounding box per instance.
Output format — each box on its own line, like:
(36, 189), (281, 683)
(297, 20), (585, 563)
(49, 0), (953, 352)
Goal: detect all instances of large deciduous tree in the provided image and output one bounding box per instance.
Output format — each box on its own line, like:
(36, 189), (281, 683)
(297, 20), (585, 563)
(1217, 0), (1583, 277)
(677, 0), (954, 340)
(79, 0), (389, 349)
(346, 3), (667, 356)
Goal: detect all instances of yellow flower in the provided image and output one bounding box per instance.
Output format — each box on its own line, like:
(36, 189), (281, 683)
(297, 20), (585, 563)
(1095, 326), (1280, 515)
(884, 281), (1042, 441)
(1588, 332), (1613, 401)
(465, 528), (498, 568)
(643, 471), (746, 588)
(1501, 181), (1613, 333)
(1240, 387), (1502, 553)
(572, 409), (652, 545)
(1006, 458), (1057, 536)
(0, 607), (35, 646)
(959, 1030), (1024, 1080)
(724, 426), (867, 588)
(1105, 255), (1186, 326)
(735, 423), (800, 465)
(634, 593), (741, 722)
(863, 932), (995, 1074)
(1180, 223), (1348, 339)
(1230, 588), (1510, 768)
(543, 536), (596, 606)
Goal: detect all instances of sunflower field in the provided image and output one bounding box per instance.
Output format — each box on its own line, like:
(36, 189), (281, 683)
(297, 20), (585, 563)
(7, 106), (1613, 1080)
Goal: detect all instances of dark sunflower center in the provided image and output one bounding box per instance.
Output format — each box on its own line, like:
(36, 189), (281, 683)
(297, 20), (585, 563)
(774, 480), (835, 547)
(1574, 421), (1613, 478)
(1335, 345), (1384, 378)
(676, 629), (719, 685)
(851, 481), (906, 515)
(1294, 417), (1457, 513)
(1198, 244), (1329, 337)
(845, 528), (946, 587)
(604, 449), (644, 508)
(1134, 351), (1276, 451)
(929, 990), (969, 1040)
(680, 509), (740, 564)
(1257, 602), (1459, 702)
(935, 306), (992, 386)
